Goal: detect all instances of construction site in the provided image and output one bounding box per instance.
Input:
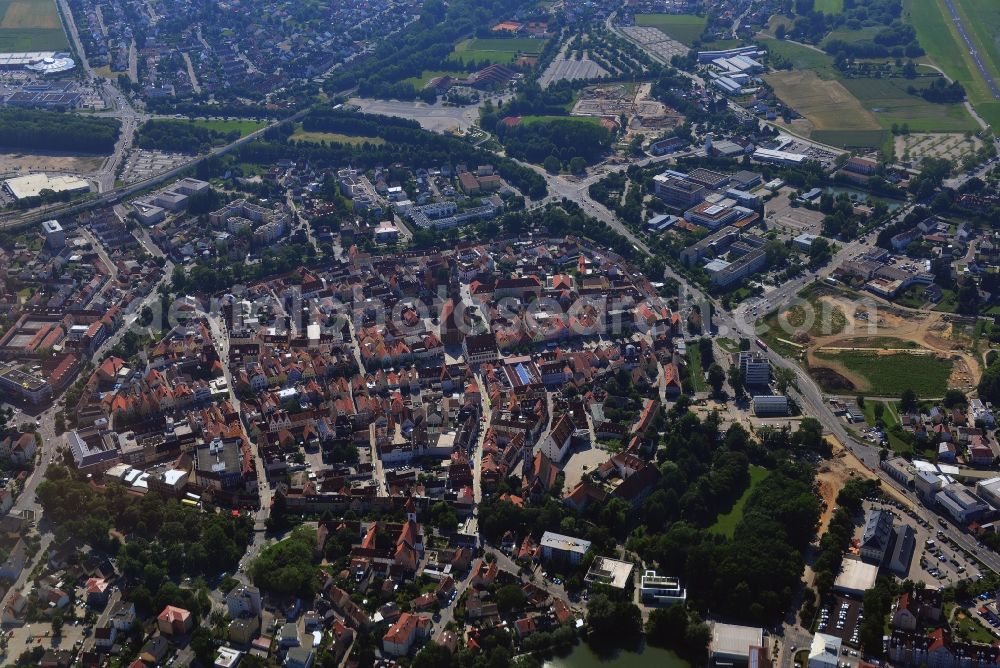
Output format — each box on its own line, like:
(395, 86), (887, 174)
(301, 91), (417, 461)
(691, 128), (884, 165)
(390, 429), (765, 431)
(571, 83), (683, 138)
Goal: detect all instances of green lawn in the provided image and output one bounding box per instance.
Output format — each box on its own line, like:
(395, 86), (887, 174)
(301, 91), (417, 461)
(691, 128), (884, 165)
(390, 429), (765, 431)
(950, 606), (996, 644)
(814, 0), (844, 13)
(699, 39), (745, 51)
(452, 37), (547, 65)
(185, 118), (267, 137)
(686, 346), (708, 393)
(762, 39), (837, 77)
(634, 13), (707, 46)
(813, 350), (953, 397)
(904, 0), (1000, 128)
(822, 26), (880, 46)
(932, 288), (959, 313)
(710, 466), (769, 538)
(401, 69), (467, 89)
(717, 337), (741, 353)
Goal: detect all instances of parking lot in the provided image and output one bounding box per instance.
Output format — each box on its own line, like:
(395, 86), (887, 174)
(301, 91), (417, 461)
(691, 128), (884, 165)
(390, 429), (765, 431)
(618, 26), (689, 63)
(860, 498), (983, 587)
(5, 622), (85, 660)
(764, 189), (826, 235)
(539, 56), (610, 88)
(818, 595), (864, 647)
(121, 149), (192, 184)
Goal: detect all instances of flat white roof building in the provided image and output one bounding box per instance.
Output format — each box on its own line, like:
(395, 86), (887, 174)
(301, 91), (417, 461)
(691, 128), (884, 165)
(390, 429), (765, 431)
(833, 557), (879, 596)
(808, 633), (842, 668)
(540, 531), (591, 563)
(711, 622), (764, 663)
(584, 556), (634, 589)
(639, 570), (687, 605)
(3, 173), (90, 200)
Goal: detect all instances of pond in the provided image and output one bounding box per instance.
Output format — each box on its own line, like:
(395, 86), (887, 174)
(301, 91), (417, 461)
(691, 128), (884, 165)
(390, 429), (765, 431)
(824, 186), (905, 211)
(544, 640), (690, 668)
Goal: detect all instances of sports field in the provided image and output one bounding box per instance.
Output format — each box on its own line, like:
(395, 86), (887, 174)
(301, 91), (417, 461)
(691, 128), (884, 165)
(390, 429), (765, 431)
(452, 38), (547, 66)
(520, 114), (602, 126)
(904, 0), (1000, 128)
(0, 0), (68, 51)
(634, 13), (707, 46)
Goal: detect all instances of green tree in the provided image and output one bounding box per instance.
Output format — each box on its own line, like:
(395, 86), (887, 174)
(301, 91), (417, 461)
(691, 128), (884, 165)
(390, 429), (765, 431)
(900, 388), (918, 413)
(429, 501), (458, 533)
(543, 155), (562, 174)
(707, 363), (726, 396)
(496, 584), (526, 613)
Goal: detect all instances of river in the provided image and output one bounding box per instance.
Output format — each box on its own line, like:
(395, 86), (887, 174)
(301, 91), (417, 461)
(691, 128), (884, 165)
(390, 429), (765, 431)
(544, 641), (690, 668)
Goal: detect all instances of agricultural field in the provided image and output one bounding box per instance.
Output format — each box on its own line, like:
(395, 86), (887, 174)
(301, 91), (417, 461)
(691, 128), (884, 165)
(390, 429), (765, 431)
(0, 0), (68, 51)
(812, 349), (953, 397)
(842, 77), (979, 133)
(765, 69), (885, 144)
(634, 13), (707, 46)
(904, 0), (1000, 128)
(451, 37), (547, 66)
(763, 39), (977, 147)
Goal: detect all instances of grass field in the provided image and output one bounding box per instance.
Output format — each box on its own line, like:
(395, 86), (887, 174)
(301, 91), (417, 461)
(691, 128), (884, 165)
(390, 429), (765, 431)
(814, 0), (844, 13)
(822, 27), (880, 46)
(634, 13), (707, 46)
(813, 350), (953, 397)
(452, 37), (546, 66)
(710, 465), (769, 537)
(763, 39), (837, 75)
(686, 345), (708, 393)
(904, 0), (1000, 128)
(186, 119), (266, 136)
(401, 69), (467, 89)
(291, 124), (384, 146)
(0, 0), (67, 50)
